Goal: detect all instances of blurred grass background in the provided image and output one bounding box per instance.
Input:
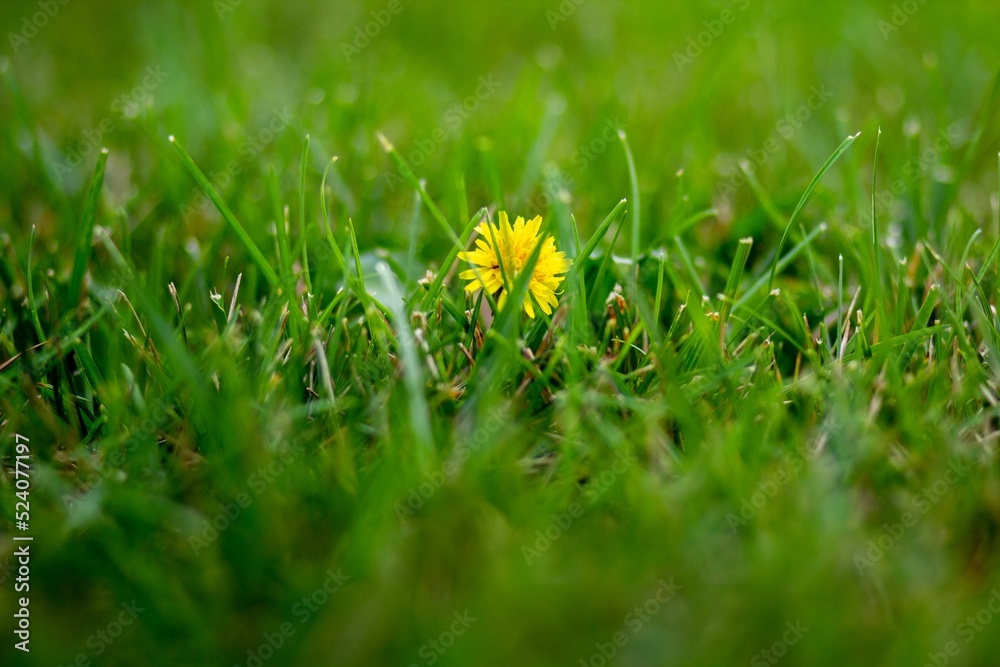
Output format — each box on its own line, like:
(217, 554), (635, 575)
(3, 1), (1000, 665)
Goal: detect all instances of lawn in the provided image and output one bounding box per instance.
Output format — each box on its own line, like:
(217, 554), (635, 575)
(3, 1), (1000, 665)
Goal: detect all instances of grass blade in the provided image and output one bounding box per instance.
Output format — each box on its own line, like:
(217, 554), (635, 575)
(898, 285), (939, 369)
(298, 135), (313, 296)
(418, 208), (488, 310)
(26, 225), (45, 342)
(68, 148), (108, 306)
(570, 198), (628, 277)
(267, 166), (304, 337)
(738, 223), (828, 310)
(170, 135), (279, 286)
(375, 262), (434, 466)
(377, 132), (460, 246)
(618, 130), (641, 289)
(871, 127), (883, 325)
(768, 132), (860, 290)
(719, 237), (753, 353)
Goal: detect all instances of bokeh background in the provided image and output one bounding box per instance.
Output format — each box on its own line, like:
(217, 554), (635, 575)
(3, 1), (1000, 666)
(5, 0), (999, 263)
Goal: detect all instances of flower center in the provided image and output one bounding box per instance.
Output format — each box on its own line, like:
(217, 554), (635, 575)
(505, 250), (525, 276)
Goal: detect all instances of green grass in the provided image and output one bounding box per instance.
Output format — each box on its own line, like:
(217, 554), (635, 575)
(3, 1), (1000, 665)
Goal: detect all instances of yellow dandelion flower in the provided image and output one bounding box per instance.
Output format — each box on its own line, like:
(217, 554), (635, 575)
(457, 211), (571, 318)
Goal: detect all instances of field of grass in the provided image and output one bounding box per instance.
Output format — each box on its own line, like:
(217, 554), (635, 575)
(4, 1), (1000, 665)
